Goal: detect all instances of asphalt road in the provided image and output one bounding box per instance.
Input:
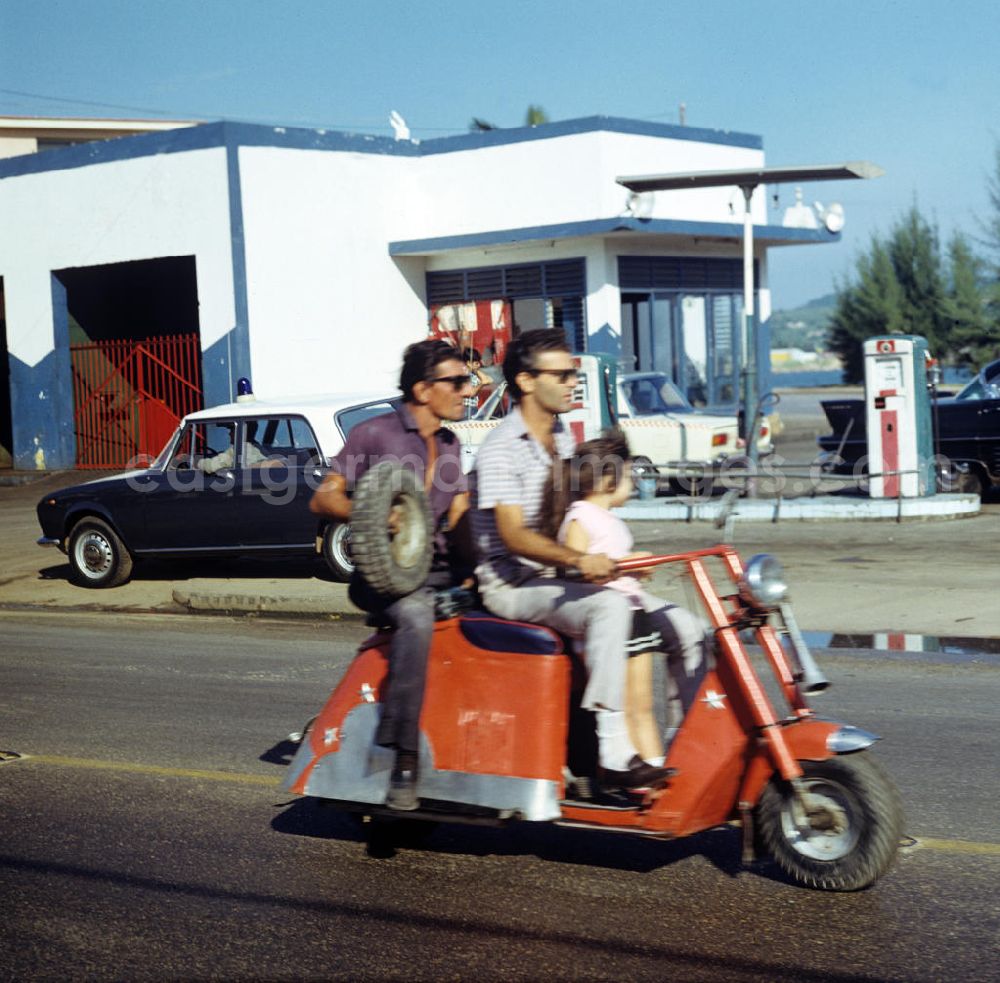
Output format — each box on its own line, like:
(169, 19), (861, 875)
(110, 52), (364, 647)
(2, 612), (999, 982)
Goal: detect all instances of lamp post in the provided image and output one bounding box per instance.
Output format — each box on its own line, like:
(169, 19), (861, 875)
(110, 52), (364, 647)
(616, 162), (884, 463)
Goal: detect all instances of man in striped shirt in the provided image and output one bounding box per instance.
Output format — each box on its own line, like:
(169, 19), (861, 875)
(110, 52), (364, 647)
(471, 329), (670, 792)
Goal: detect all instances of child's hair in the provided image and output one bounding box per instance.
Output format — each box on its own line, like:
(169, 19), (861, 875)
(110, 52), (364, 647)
(541, 428), (632, 539)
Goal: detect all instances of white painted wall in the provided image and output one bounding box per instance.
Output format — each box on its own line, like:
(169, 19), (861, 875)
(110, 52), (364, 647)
(399, 131), (766, 241)
(0, 148), (236, 365)
(238, 145), (428, 394)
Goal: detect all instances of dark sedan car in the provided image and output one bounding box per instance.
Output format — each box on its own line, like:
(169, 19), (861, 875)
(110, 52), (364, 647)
(36, 391), (398, 587)
(818, 357), (1000, 494)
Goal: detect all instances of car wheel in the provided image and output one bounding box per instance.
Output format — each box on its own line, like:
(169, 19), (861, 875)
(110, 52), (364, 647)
(67, 517), (134, 589)
(938, 464), (986, 497)
(350, 462), (433, 600)
(321, 522), (355, 581)
(668, 474), (717, 498)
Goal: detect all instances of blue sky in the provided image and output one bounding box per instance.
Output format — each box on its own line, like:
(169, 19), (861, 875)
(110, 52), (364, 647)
(3, 0), (998, 309)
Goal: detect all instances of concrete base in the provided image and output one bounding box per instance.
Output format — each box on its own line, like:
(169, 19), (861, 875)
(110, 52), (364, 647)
(615, 493), (980, 522)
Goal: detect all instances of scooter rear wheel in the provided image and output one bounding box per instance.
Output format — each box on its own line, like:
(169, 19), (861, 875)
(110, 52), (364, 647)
(757, 753), (903, 891)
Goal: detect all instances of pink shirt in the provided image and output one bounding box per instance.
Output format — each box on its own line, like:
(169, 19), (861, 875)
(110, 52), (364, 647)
(557, 499), (643, 606)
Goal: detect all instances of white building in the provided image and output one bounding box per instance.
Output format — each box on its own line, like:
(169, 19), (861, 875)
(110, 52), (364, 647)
(0, 115), (836, 470)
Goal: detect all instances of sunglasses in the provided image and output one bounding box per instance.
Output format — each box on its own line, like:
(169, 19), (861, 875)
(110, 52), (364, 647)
(529, 368), (580, 384)
(430, 374), (474, 390)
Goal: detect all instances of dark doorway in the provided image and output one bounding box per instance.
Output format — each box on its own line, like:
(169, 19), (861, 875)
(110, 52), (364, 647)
(55, 255), (200, 344)
(53, 257), (203, 468)
(0, 279), (11, 468)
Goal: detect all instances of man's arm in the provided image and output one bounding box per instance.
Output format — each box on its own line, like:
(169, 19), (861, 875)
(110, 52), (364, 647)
(310, 472), (352, 520)
(447, 491), (470, 530)
(493, 504), (616, 582)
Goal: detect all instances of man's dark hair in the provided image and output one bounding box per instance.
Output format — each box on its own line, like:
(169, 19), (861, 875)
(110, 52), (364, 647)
(462, 347), (481, 363)
(399, 339), (464, 402)
(503, 329), (571, 401)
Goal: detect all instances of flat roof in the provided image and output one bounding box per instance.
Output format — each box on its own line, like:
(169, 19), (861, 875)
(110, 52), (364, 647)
(389, 216), (837, 256)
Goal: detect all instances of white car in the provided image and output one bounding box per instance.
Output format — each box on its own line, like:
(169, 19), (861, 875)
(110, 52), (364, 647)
(447, 354), (771, 493)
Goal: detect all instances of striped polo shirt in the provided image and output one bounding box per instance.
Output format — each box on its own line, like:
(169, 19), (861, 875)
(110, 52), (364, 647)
(471, 406), (576, 589)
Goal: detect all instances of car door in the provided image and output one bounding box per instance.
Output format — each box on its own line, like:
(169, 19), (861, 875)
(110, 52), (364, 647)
(131, 418), (240, 551)
(233, 415), (322, 549)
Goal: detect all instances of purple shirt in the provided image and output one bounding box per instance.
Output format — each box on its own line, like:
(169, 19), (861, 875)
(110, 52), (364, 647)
(331, 401), (468, 559)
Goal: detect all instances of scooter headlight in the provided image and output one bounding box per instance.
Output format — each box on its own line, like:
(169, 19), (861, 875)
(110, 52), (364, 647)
(738, 553), (788, 610)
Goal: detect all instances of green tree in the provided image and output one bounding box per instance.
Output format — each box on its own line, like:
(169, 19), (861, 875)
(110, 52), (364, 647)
(829, 238), (905, 382)
(887, 205), (947, 352)
(525, 104), (549, 126)
(943, 232), (995, 368)
(980, 144), (1000, 331)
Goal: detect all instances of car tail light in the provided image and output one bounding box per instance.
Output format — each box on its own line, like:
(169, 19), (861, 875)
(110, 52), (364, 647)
(712, 433), (729, 447)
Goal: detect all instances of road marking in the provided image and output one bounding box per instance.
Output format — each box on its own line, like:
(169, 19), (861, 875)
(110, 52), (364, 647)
(14, 754), (1000, 857)
(909, 837), (1000, 857)
(20, 753), (282, 787)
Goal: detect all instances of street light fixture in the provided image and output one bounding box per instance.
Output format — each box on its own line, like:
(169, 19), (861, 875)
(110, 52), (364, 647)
(616, 161), (884, 461)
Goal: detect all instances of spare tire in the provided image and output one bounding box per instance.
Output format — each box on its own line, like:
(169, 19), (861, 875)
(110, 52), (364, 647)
(350, 461), (433, 600)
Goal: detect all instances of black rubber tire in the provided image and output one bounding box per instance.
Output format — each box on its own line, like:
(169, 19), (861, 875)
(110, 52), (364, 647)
(668, 474), (717, 498)
(756, 753), (903, 891)
(349, 462), (433, 600)
(67, 517), (134, 589)
(321, 522), (354, 581)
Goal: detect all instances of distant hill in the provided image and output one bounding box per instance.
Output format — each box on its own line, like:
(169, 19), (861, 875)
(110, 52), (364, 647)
(768, 294), (835, 351)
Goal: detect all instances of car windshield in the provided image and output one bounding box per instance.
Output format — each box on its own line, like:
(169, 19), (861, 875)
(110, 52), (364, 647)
(622, 375), (693, 416)
(954, 361), (1000, 401)
(336, 400), (397, 438)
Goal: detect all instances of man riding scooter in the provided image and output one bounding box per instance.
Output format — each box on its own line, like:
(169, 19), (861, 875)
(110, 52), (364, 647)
(470, 329), (704, 794)
(310, 340), (474, 810)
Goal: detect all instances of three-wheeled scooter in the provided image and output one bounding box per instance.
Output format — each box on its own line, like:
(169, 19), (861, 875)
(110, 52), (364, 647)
(283, 464), (903, 891)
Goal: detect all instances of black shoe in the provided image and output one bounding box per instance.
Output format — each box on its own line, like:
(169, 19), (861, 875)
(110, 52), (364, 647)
(601, 755), (676, 791)
(386, 756), (420, 811)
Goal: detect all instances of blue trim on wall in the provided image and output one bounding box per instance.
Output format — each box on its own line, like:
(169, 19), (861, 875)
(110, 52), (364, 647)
(0, 115), (761, 181)
(201, 328), (242, 409)
(215, 134), (252, 406)
(9, 276), (76, 469)
(390, 218), (838, 255)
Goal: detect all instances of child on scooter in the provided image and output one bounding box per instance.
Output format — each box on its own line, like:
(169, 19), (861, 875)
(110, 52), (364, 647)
(543, 430), (708, 765)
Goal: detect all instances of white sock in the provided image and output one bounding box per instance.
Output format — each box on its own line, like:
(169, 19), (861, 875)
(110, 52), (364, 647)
(645, 755), (666, 767)
(594, 710), (638, 771)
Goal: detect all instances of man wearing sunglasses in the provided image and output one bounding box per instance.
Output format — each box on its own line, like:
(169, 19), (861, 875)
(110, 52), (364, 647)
(310, 339), (474, 810)
(470, 329), (671, 794)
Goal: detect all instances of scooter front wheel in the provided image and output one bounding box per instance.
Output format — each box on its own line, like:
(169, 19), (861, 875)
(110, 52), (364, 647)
(757, 753), (903, 891)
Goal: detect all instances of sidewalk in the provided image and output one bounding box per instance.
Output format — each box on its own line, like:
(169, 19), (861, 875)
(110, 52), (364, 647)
(3, 390), (999, 641)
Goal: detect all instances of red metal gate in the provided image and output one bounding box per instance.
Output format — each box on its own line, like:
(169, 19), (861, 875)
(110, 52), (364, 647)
(70, 334), (203, 469)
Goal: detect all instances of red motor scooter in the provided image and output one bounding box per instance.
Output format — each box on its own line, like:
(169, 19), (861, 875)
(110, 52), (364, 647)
(284, 542), (903, 892)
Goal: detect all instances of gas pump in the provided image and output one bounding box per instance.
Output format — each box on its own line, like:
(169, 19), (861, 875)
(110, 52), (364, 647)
(863, 335), (935, 498)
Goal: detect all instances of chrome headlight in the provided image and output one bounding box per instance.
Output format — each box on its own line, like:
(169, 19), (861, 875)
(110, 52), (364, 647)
(738, 553), (788, 610)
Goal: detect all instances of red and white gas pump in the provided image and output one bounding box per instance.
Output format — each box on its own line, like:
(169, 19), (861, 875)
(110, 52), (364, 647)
(863, 335), (935, 499)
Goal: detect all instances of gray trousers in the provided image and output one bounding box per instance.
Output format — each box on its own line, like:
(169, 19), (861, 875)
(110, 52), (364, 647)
(479, 578), (632, 711)
(349, 569), (452, 755)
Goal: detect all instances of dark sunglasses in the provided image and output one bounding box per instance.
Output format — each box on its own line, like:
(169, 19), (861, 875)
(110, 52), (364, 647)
(430, 373), (474, 390)
(529, 368), (579, 384)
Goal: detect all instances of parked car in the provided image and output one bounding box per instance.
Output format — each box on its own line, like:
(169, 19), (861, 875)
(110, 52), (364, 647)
(36, 391), (399, 588)
(448, 355), (771, 494)
(818, 357), (1000, 495)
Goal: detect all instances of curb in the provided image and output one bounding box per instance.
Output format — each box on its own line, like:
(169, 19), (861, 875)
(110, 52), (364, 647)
(615, 492), (980, 523)
(171, 586), (359, 617)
